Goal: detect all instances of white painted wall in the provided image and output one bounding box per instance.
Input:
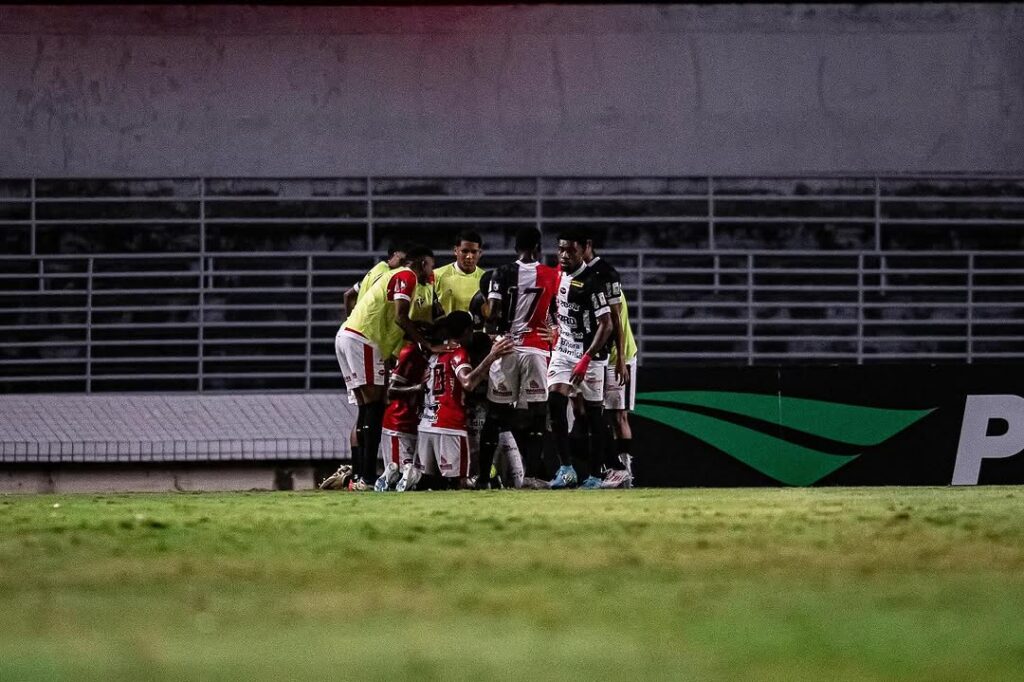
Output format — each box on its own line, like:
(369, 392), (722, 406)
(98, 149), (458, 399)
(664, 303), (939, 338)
(1, 4), (1022, 176)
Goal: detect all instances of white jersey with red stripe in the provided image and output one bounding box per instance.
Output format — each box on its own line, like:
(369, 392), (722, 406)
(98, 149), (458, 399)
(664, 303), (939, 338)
(487, 260), (559, 355)
(419, 346), (472, 435)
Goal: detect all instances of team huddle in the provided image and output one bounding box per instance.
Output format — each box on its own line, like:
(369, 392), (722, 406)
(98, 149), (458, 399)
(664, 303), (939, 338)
(320, 226), (638, 492)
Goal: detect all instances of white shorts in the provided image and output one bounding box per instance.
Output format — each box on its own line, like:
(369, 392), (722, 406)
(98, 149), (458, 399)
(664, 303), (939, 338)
(379, 428), (416, 467)
(416, 430), (470, 478)
(546, 352), (606, 402)
(487, 350), (549, 405)
(335, 329), (386, 390)
(604, 358), (638, 411)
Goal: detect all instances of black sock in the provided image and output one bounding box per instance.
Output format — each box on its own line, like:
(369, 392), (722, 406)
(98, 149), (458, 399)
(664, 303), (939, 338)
(525, 403), (547, 479)
(547, 393), (570, 467)
(353, 405), (367, 478)
(569, 412), (589, 477)
(362, 401), (385, 481)
(585, 401), (608, 479)
(479, 409), (501, 481)
(616, 438), (632, 461)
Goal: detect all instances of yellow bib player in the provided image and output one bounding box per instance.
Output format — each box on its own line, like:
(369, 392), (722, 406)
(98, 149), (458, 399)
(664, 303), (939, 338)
(433, 231), (485, 315)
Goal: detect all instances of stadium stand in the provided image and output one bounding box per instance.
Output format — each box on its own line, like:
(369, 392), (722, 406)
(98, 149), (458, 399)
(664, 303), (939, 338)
(1, 175), (1021, 485)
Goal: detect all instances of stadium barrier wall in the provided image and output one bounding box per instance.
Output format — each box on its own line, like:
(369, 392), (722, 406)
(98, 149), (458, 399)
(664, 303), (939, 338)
(632, 364), (1024, 487)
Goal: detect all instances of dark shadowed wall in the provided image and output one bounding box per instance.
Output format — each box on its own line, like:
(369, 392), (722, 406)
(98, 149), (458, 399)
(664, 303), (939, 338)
(1, 4), (1022, 176)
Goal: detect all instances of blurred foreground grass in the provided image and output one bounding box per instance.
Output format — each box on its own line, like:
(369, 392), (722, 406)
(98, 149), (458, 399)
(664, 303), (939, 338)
(2, 487), (1024, 681)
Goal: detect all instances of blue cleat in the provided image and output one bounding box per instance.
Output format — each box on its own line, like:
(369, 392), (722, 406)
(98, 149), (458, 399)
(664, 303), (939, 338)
(580, 475), (604, 489)
(549, 465), (578, 489)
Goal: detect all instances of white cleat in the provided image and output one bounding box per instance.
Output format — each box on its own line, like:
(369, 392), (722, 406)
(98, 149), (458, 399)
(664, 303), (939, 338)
(374, 462), (402, 492)
(395, 463), (422, 492)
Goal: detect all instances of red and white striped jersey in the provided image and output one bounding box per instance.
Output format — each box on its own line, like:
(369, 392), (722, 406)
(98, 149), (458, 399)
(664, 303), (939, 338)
(487, 260), (559, 354)
(419, 347), (472, 434)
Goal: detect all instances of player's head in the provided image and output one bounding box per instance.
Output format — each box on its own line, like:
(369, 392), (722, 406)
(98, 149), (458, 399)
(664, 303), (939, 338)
(581, 233), (598, 262)
(453, 231), (483, 273)
(556, 228), (587, 272)
(439, 310), (474, 344)
(514, 226), (542, 260)
(404, 244), (435, 284)
(385, 243), (410, 268)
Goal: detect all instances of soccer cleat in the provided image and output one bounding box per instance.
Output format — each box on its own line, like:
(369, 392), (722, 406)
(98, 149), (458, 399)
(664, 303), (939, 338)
(347, 476), (373, 492)
(618, 453), (634, 488)
(395, 464), (422, 492)
(374, 462), (402, 492)
(319, 464), (353, 491)
(520, 476), (551, 490)
(548, 465), (578, 489)
(580, 475), (604, 489)
(599, 468), (632, 489)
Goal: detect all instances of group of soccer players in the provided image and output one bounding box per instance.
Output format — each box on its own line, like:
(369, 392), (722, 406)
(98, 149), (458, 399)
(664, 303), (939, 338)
(320, 225), (638, 492)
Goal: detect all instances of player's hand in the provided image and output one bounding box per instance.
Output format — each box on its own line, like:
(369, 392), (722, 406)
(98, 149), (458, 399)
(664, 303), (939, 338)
(535, 323), (556, 345)
(614, 357), (627, 386)
(571, 353), (592, 385)
(488, 337), (515, 360)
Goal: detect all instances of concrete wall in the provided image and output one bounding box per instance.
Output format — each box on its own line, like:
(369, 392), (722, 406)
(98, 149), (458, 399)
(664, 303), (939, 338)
(1, 4), (1022, 177)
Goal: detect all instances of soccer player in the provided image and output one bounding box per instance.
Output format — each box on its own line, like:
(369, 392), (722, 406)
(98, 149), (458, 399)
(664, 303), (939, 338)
(482, 226), (560, 484)
(433, 232), (485, 316)
(332, 245), (444, 491)
(581, 239), (634, 488)
(373, 340), (430, 492)
(321, 244), (410, 491)
(546, 229), (614, 489)
(396, 312), (514, 491)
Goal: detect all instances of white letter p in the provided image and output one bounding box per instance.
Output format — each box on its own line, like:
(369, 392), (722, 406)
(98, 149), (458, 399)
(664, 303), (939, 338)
(952, 395), (1024, 485)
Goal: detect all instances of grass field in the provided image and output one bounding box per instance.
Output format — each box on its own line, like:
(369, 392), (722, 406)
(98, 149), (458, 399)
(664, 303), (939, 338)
(2, 487), (1024, 681)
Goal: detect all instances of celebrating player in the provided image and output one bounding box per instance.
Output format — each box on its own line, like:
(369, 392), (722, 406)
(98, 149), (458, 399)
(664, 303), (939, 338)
(331, 245), (440, 491)
(396, 312), (514, 491)
(546, 229), (613, 489)
(482, 226), (559, 483)
(581, 238), (634, 488)
(373, 339), (430, 492)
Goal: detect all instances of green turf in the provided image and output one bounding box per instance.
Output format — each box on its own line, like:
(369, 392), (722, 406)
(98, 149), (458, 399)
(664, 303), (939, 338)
(2, 487), (1024, 681)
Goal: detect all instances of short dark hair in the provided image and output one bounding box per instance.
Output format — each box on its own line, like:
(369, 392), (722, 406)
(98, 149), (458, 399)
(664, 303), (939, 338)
(514, 226), (542, 253)
(557, 227), (587, 247)
(455, 231), (483, 248)
(404, 244), (434, 262)
(386, 242), (411, 258)
(439, 310), (474, 338)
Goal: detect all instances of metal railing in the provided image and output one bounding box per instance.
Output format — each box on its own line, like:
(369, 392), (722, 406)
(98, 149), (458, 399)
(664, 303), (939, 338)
(1, 175), (1022, 392)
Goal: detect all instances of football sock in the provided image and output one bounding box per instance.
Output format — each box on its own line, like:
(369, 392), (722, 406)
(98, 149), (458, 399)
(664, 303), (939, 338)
(353, 404), (368, 479)
(479, 411), (501, 483)
(585, 401), (609, 479)
(362, 400), (385, 482)
(547, 392), (571, 467)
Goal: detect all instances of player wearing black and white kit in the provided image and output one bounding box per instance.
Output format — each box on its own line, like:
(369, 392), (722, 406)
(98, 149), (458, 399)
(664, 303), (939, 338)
(482, 227), (559, 482)
(582, 240), (634, 488)
(546, 229), (613, 489)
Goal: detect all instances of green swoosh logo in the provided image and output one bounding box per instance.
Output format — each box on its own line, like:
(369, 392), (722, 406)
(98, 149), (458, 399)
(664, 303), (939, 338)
(634, 391), (934, 486)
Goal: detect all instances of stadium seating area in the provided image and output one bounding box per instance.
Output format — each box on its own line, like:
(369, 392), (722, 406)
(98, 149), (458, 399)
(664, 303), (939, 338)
(1, 175), (1022, 393)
